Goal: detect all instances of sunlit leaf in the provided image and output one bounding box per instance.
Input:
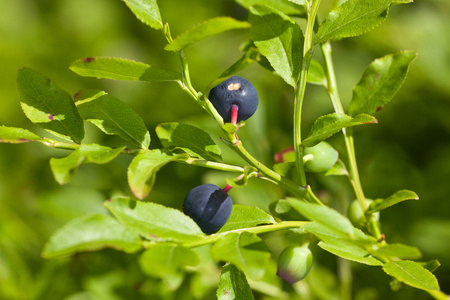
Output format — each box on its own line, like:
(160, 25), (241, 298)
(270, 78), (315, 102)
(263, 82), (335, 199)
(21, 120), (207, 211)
(140, 244), (199, 290)
(348, 51), (418, 116)
(105, 197), (204, 242)
(17, 67), (84, 143)
(165, 17), (250, 51)
(367, 189), (419, 214)
(373, 243), (422, 260)
(217, 264), (255, 300)
(75, 89), (150, 149)
(156, 122), (222, 162)
(50, 144), (125, 185)
(211, 232), (270, 280)
(314, 0), (410, 44)
(249, 5), (303, 87)
(0, 126), (41, 144)
(42, 214), (142, 258)
(287, 198), (354, 236)
(123, 0), (163, 30)
(235, 0), (305, 16)
(127, 149), (179, 199)
(319, 241), (382, 266)
(382, 260), (440, 291)
(302, 113), (377, 147)
(70, 57), (181, 82)
(217, 205), (275, 233)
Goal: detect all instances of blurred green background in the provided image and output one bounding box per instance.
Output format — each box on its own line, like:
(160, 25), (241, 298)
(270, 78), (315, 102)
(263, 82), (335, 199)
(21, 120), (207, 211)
(1, 0), (449, 299)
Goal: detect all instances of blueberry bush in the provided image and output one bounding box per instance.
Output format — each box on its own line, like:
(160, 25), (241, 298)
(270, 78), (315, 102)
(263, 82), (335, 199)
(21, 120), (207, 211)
(1, 0), (450, 299)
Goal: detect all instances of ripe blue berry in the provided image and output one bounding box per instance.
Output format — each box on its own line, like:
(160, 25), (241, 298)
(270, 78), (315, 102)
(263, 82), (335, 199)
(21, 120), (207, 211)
(182, 184), (233, 233)
(208, 76), (259, 124)
(277, 245), (313, 284)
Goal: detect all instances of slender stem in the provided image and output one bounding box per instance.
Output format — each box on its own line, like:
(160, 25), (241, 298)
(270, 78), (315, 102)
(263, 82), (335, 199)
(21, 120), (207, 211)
(182, 221), (308, 248)
(294, 0), (321, 187)
(38, 138), (140, 154)
(182, 158), (244, 173)
(320, 42), (382, 239)
(225, 139), (322, 205)
(338, 258), (353, 300)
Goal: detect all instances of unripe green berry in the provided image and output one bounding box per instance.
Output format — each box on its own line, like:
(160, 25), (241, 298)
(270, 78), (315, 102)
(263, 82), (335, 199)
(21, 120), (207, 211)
(347, 199), (380, 228)
(303, 142), (338, 173)
(276, 244), (313, 284)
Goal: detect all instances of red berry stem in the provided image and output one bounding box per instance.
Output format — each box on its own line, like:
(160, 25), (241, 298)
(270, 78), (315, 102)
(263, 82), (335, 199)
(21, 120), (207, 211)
(230, 104), (239, 125)
(222, 184), (233, 194)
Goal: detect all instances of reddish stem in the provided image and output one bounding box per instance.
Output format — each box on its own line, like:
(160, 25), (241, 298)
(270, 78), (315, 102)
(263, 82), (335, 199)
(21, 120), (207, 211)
(230, 104), (239, 125)
(222, 184), (233, 194)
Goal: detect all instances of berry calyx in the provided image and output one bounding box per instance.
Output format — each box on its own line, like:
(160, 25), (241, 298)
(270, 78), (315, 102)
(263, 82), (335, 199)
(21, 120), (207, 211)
(182, 184), (233, 233)
(277, 244), (313, 284)
(209, 76), (259, 124)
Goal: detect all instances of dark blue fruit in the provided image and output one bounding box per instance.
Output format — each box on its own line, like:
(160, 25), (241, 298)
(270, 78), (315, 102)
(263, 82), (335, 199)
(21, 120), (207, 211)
(182, 184), (233, 233)
(209, 76), (259, 123)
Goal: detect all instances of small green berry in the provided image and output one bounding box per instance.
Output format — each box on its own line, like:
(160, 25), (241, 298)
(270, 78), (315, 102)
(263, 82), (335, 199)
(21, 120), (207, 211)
(303, 142), (338, 173)
(276, 244), (313, 284)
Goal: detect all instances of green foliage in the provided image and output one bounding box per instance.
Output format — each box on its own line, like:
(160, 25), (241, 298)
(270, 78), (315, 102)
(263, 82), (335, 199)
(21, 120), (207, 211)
(249, 5), (303, 87)
(165, 17), (250, 52)
(217, 264), (255, 300)
(1, 0), (448, 299)
(104, 197), (205, 242)
(156, 122), (222, 162)
(75, 89), (150, 149)
(42, 214), (142, 258)
(70, 57), (182, 82)
(211, 232), (270, 280)
(17, 67), (84, 143)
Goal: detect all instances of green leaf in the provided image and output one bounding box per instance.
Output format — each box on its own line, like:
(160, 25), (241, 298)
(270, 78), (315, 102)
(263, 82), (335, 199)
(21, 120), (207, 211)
(287, 198), (354, 236)
(249, 5), (303, 87)
(104, 197), (205, 243)
(217, 205), (275, 233)
(42, 214), (142, 258)
(122, 0), (163, 30)
(373, 243), (422, 260)
(165, 17), (250, 51)
(50, 144), (125, 185)
(17, 67), (84, 143)
(314, 0), (401, 44)
(156, 122), (222, 162)
(74, 89), (150, 149)
(269, 199), (305, 221)
(0, 126), (41, 143)
(288, 0), (307, 5)
(301, 221), (375, 246)
(217, 264), (255, 300)
(348, 51), (418, 116)
(140, 244), (199, 290)
(70, 57), (181, 82)
(382, 261), (440, 291)
(211, 232), (270, 280)
(127, 149), (179, 199)
(325, 159), (349, 176)
(367, 189), (419, 214)
(318, 241), (383, 266)
(235, 0), (305, 16)
(302, 113), (377, 147)
(307, 59), (327, 86)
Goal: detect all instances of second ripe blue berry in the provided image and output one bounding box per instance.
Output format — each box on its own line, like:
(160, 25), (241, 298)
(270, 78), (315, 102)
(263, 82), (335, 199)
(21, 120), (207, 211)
(208, 76), (259, 124)
(182, 184), (233, 233)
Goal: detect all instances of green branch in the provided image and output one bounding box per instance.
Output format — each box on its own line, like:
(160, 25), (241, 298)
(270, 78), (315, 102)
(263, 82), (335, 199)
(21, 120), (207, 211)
(182, 221), (308, 248)
(294, 0), (321, 187)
